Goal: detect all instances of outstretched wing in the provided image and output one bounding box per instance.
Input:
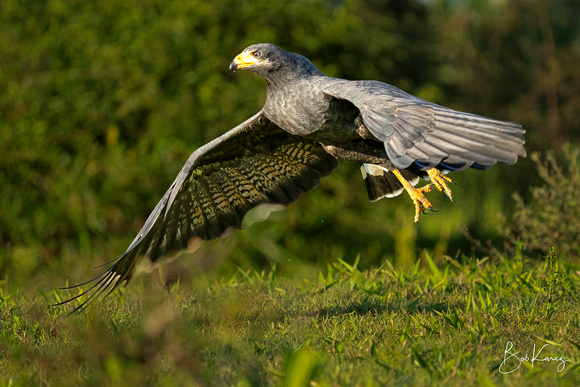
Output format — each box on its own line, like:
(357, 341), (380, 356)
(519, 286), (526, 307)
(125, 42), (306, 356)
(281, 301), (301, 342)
(57, 112), (337, 312)
(320, 79), (526, 171)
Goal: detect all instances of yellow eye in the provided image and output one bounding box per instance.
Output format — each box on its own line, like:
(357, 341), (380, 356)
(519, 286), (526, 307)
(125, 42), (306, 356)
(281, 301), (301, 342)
(253, 50), (262, 59)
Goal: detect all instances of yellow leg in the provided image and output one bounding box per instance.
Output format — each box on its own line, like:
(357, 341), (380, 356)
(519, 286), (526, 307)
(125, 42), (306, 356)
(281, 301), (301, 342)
(392, 168), (436, 223)
(427, 168), (456, 203)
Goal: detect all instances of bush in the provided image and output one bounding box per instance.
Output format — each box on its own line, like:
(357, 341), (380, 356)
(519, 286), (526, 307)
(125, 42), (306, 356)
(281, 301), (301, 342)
(503, 144), (580, 259)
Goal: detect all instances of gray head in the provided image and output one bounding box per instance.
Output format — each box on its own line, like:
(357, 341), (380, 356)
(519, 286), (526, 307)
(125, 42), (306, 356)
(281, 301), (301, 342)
(229, 43), (323, 83)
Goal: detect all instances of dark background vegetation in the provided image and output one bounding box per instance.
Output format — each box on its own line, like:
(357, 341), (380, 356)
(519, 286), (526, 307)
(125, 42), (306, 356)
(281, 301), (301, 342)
(1, 0), (580, 288)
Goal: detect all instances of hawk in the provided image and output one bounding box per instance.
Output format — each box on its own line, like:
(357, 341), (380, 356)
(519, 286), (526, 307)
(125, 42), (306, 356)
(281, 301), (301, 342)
(57, 44), (525, 312)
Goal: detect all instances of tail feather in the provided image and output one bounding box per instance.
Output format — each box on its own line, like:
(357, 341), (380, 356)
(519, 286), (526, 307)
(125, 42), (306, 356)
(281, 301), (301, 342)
(361, 164), (421, 202)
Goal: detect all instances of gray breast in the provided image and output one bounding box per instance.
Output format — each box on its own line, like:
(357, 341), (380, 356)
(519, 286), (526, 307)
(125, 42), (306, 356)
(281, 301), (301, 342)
(264, 80), (360, 143)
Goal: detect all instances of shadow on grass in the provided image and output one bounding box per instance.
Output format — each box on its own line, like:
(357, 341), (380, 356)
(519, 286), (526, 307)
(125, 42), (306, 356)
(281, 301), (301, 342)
(311, 297), (455, 319)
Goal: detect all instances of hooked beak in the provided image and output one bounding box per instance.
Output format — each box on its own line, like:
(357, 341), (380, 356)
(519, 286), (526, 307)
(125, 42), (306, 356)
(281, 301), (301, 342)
(229, 59), (239, 73)
(229, 51), (259, 73)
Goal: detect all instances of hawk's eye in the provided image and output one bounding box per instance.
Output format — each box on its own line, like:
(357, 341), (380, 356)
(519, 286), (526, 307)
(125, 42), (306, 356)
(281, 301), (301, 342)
(253, 50), (262, 59)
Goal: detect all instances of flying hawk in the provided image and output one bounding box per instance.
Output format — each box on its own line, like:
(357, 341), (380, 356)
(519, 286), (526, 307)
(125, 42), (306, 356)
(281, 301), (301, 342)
(57, 43), (525, 312)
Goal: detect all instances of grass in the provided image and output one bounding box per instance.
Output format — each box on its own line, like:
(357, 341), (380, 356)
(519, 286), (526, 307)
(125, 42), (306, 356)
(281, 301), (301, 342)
(1, 246), (579, 386)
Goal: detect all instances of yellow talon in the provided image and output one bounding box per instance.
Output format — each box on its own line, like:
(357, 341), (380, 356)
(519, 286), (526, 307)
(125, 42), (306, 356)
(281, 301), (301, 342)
(426, 168), (456, 203)
(392, 168), (438, 222)
(392, 167), (458, 222)
(412, 184), (438, 222)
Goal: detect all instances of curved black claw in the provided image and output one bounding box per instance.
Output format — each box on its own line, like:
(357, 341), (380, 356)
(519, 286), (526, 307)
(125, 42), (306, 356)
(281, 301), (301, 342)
(442, 191), (457, 203)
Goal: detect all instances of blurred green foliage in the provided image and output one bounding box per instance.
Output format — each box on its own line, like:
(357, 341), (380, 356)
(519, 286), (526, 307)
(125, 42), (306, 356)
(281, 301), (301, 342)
(1, 0), (580, 284)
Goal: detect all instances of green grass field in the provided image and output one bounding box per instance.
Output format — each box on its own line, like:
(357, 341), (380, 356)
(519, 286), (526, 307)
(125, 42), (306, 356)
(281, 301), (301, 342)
(2, 246), (578, 386)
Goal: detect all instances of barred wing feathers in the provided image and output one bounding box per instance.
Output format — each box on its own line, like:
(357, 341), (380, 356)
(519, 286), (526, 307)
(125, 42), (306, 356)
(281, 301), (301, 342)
(57, 112), (337, 312)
